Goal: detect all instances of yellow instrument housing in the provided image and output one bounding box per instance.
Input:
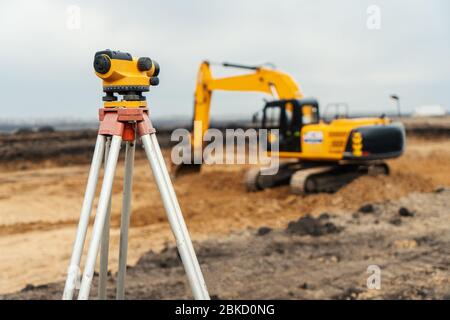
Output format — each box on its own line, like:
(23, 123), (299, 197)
(103, 100), (148, 108)
(93, 50), (160, 108)
(95, 57), (158, 88)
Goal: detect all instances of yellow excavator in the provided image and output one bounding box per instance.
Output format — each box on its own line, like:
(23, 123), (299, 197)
(174, 61), (405, 194)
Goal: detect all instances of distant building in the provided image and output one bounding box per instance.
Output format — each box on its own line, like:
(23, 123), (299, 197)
(413, 105), (447, 117)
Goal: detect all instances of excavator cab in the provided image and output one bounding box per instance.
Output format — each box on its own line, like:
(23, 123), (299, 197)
(262, 98), (319, 152)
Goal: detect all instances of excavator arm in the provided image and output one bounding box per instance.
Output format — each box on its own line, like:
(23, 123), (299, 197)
(192, 61), (302, 152)
(173, 61), (303, 177)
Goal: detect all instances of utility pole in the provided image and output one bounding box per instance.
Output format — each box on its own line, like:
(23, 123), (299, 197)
(390, 94), (401, 118)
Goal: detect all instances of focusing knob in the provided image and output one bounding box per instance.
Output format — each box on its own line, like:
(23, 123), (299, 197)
(137, 57), (153, 71)
(152, 61), (160, 77)
(150, 77), (159, 86)
(93, 54), (111, 74)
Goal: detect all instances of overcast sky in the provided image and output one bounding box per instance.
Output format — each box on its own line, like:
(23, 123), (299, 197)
(0, 0), (449, 121)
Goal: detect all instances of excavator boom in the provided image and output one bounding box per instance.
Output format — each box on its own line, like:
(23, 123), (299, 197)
(174, 61), (303, 176)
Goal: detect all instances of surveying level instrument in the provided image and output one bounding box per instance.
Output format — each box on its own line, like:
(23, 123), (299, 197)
(93, 49), (160, 108)
(63, 50), (210, 300)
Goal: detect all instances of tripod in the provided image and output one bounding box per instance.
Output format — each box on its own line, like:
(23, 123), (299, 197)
(62, 107), (210, 300)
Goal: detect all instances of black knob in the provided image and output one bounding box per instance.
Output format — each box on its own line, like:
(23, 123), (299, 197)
(137, 57), (153, 71)
(150, 77), (159, 86)
(152, 61), (160, 77)
(93, 54), (111, 74)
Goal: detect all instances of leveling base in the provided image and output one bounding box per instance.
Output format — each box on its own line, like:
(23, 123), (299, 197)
(62, 107), (209, 300)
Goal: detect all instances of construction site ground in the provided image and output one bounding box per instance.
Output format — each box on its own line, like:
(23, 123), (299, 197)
(0, 119), (449, 299)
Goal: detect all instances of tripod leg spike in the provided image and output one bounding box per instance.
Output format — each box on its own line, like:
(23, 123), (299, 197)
(141, 133), (210, 300)
(78, 135), (122, 300)
(63, 135), (106, 300)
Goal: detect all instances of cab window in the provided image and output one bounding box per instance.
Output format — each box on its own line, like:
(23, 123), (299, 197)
(302, 105), (319, 124)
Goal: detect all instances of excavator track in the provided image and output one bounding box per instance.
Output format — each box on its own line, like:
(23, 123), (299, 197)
(290, 163), (390, 194)
(245, 163), (302, 192)
(244, 168), (263, 192)
(289, 167), (334, 194)
(245, 162), (390, 195)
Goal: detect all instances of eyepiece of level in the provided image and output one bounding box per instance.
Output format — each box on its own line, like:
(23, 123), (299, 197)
(93, 54), (111, 74)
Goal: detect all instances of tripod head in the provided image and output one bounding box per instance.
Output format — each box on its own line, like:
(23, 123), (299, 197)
(94, 49), (160, 108)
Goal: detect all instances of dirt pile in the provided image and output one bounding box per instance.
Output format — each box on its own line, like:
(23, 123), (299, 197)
(285, 214), (342, 236)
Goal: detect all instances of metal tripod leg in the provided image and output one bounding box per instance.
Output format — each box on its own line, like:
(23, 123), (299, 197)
(116, 140), (136, 299)
(141, 133), (210, 300)
(99, 138), (113, 299)
(78, 135), (122, 300)
(149, 134), (209, 298)
(63, 135), (105, 300)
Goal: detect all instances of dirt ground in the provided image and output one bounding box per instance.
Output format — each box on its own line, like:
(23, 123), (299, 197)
(0, 131), (449, 298)
(3, 189), (450, 299)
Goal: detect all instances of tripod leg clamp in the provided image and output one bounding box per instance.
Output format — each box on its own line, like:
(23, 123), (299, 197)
(98, 111), (124, 136)
(137, 113), (156, 137)
(98, 108), (156, 137)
